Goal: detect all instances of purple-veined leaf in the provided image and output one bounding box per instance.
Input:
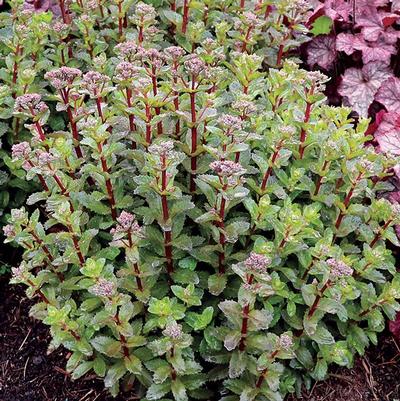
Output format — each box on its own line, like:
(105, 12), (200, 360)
(338, 62), (392, 117)
(307, 35), (336, 70)
(357, 8), (399, 41)
(375, 112), (400, 154)
(375, 77), (400, 112)
(336, 33), (364, 55)
(358, 35), (397, 64)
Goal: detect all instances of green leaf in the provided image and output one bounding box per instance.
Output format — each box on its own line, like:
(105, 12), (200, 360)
(185, 307), (214, 330)
(208, 273), (227, 296)
(124, 354), (142, 374)
(171, 379), (188, 401)
(104, 361), (126, 388)
(146, 382), (171, 400)
(91, 336), (122, 357)
(311, 17), (333, 36)
(71, 361), (93, 380)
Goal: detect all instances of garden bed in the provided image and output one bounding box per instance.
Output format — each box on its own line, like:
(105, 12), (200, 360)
(1, 275), (399, 401)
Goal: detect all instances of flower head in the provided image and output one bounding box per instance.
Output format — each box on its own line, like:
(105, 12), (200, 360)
(115, 41), (138, 61)
(184, 55), (206, 76)
(11, 264), (26, 281)
(148, 141), (175, 158)
(278, 334), (293, 350)
(217, 114), (243, 132)
(210, 160), (246, 177)
(90, 278), (116, 298)
(114, 62), (139, 83)
(3, 224), (15, 237)
(326, 258), (353, 277)
(45, 67), (82, 89)
(81, 71), (110, 96)
(164, 46), (185, 61)
(134, 2), (156, 22)
(12, 142), (31, 159)
(244, 252), (271, 273)
(162, 321), (183, 339)
(14, 94), (48, 115)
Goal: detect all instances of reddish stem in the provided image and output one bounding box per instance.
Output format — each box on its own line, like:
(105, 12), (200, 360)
(97, 142), (117, 220)
(370, 219), (393, 248)
(335, 173), (362, 230)
(126, 88), (137, 149)
(118, 1), (123, 39)
(66, 107), (83, 159)
(238, 274), (254, 351)
(189, 89), (197, 192)
(218, 195), (226, 274)
(95, 97), (105, 123)
(298, 98), (313, 159)
(313, 160), (329, 196)
(261, 144), (282, 191)
(308, 281), (330, 318)
(182, 0), (189, 33)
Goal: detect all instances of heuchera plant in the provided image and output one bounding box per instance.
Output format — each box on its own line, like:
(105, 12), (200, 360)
(3, 0), (400, 400)
(305, 1), (400, 159)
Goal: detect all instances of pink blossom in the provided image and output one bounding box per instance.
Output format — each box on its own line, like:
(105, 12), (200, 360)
(184, 55), (206, 76)
(115, 41), (137, 61)
(90, 278), (116, 298)
(244, 252), (271, 272)
(279, 334), (293, 350)
(14, 94), (48, 115)
(114, 62), (139, 82)
(164, 46), (185, 60)
(12, 142), (31, 159)
(210, 160), (246, 176)
(326, 258), (353, 277)
(162, 321), (183, 339)
(82, 71), (109, 96)
(45, 67), (82, 89)
(3, 224), (15, 237)
(217, 114), (243, 132)
(117, 211), (135, 229)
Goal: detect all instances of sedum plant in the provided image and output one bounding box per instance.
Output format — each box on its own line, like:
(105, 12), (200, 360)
(3, 0), (400, 400)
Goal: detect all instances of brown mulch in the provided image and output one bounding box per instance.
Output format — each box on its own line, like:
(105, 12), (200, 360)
(1, 277), (400, 401)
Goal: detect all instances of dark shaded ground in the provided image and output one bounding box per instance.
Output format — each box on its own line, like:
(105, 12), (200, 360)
(1, 277), (400, 401)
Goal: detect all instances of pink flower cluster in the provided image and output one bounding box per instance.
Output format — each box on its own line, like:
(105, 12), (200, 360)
(114, 62), (139, 82)
(162, 321), (183, 339)
(210, 160), (246, 177)
(45, 67), (82, 89)
(14, 93), (48, 115)
(115, 41), (138, 61)
(217, 114), (243, 132)
(278, 334), (293, 350)
(90, 278), (115, 298)
(184, 55), (206, 76)
(81, 71), (109, 96)
(326, 258), (353, 277)
(244, 252), (271, 273)
(111, 211), (143, 237)
(3, 224), (15, 237)
(11, 142), (31, 159)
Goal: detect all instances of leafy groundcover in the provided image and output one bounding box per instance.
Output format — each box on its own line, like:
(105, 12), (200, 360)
(1, 1), (400, 400)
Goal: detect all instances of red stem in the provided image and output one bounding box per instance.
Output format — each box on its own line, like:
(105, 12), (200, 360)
(66, 107), (83, 159)
(308, 281), (330, 318)
(97, 142), (117, 220)
(189, 88), (197, 192)
(335, 173), (362, 230)
(182, 0), (189, 33)
(314, 160), (329, 196)
(238, 274), (254, 351)
(370, 219), (393, 248)
(298, 98), (312, 159)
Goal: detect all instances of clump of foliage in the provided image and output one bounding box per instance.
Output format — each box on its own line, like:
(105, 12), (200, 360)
(3, 1), (400, 400)
(306, 0), (400, 159)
